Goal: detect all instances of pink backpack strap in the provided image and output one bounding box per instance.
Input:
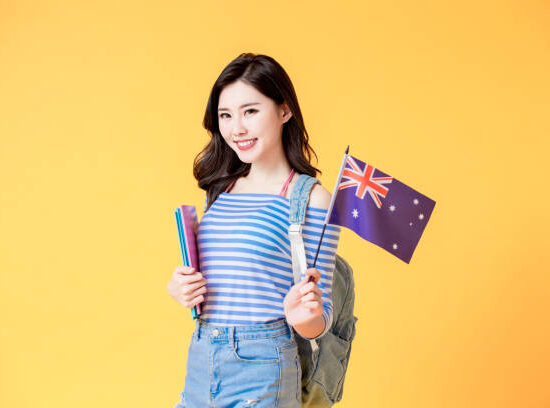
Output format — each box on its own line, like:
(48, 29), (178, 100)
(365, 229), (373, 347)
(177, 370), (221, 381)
(224, 179), (237, 193)
(279, 168), (295, 197)
(225, 168), (295, 195)
(225, 169), (250, 193)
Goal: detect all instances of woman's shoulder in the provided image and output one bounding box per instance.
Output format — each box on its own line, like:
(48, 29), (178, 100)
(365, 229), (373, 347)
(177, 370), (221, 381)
(308, 182), (331, 210)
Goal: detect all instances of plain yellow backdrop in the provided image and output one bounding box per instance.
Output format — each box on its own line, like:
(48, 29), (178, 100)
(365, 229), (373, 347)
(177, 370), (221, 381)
(1, 1), (549, 407)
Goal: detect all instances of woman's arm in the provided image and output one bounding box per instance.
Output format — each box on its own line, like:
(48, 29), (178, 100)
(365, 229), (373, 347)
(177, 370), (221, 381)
(284, 183), (341, 339)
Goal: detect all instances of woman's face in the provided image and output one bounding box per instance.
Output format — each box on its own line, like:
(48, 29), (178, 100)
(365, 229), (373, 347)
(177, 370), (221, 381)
(217, 80), (291, 164)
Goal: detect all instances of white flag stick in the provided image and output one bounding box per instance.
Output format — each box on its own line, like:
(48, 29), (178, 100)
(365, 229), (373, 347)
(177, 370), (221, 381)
(313, 146), (349, 267)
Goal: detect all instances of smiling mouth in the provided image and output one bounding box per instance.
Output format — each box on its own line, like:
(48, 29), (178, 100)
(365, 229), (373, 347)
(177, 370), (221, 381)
(234, 138), (258, 146)
(234, 138), (258, 151)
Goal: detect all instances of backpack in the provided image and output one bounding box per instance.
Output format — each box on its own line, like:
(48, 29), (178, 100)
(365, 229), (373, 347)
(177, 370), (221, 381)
(288, 174), (358, 407)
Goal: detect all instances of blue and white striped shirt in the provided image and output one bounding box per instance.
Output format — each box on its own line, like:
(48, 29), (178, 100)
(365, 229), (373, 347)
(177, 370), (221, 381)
(197, 192), (341, 338)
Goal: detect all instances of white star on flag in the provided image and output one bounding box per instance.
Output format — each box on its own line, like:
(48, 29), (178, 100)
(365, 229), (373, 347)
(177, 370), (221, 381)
(352, 209), (359, 218)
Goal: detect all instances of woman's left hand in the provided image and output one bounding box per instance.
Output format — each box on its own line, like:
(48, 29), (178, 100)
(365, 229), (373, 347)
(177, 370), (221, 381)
(283, 267), (323, 327)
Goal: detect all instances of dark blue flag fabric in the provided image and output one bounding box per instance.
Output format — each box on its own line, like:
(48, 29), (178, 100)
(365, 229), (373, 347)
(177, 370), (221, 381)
(327, 154), (435, 263)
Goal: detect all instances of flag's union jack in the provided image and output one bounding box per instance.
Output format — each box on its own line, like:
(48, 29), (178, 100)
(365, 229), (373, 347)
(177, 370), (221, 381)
(338, 156), (394, 208)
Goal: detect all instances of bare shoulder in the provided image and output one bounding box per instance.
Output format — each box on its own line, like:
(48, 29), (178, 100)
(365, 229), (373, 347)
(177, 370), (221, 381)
(308, 183), (331, 210)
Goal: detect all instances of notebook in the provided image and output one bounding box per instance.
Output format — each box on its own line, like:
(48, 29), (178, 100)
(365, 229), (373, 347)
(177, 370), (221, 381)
(174, 205), (202, 319)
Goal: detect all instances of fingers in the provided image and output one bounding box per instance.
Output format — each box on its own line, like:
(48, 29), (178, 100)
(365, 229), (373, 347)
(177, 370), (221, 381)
(180, 283), (207, 308)
(176, 266), (197, 275)
(169, 266), (207, 309)
(302, 301), (322, 310)
(300, 281), (322, 296)
(182, 292), (205, 308)
(174, 266), (204, 285)
(181, 273), (205, 285)
(301, 290), (321, 302)
(299, 284), (323, 311)
(301, 291), (323, 310)
(181, 279), (207, 296)
(305, 267), (321, 284)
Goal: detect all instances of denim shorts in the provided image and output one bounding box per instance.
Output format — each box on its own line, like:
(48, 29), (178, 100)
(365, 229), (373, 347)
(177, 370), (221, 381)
(174, 317), (302, 408)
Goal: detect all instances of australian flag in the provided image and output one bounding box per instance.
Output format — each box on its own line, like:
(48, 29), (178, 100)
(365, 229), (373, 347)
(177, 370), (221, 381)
(327, 154), (436, 263)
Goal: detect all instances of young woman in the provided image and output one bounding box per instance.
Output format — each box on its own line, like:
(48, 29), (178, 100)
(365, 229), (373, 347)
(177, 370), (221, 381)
(168, 53), (341, 408)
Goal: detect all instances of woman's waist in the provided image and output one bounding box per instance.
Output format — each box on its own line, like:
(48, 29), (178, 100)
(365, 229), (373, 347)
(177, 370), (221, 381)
(195, 316), (292, 340)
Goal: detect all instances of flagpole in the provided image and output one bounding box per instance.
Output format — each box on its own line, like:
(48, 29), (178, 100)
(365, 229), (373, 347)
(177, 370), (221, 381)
(312, 145), (349, 267)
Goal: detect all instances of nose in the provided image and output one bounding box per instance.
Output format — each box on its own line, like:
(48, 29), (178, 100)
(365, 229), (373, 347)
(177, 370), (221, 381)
(231, 115), (247, 137)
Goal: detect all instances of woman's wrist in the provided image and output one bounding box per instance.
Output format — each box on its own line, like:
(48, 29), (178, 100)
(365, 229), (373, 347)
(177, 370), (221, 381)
(289, 314), (326, 339)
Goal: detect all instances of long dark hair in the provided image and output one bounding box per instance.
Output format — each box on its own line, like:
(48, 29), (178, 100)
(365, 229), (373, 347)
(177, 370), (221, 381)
(193, 52), (320, 211)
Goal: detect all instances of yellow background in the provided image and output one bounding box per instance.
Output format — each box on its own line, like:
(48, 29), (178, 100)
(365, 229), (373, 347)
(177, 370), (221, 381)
(1, 1), (549, 407)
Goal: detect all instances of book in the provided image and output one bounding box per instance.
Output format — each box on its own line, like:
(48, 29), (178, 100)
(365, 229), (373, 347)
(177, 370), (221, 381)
(174, 205), (202, 319)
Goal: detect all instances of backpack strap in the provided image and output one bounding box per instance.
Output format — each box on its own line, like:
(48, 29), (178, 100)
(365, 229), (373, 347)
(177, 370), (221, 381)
(288, 174), (319, 284)
(289, 174), (319, 225)
(288, 174), (321, 352)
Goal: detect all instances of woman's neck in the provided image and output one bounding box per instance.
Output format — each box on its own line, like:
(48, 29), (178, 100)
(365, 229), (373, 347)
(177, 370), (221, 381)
(244, 142), (292, 186)
(245, 162), (293, 186)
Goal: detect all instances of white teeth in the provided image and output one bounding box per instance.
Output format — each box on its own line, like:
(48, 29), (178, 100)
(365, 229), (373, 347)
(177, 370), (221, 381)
(237, 139), (256, 146)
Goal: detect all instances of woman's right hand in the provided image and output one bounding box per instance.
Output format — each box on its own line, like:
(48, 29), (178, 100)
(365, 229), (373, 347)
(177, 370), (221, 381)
(167, 266), (207, 309)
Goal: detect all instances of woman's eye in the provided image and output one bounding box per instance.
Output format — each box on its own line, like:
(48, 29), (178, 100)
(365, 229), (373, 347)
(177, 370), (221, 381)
(219, 109), (255, 119)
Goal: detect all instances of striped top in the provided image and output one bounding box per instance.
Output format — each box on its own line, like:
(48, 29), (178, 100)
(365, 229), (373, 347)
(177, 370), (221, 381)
(197, 192), (341, 339)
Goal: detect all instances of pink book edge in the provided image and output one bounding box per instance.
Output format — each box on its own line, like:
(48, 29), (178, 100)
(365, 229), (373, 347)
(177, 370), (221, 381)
(179, 205), (202, 314)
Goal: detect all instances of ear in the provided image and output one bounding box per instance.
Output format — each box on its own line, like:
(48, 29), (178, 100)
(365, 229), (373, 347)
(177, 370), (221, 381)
(281, 102), (293, 123)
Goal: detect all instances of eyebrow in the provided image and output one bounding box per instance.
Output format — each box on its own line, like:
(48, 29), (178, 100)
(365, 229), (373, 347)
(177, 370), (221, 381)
(218, 102), (260, 112)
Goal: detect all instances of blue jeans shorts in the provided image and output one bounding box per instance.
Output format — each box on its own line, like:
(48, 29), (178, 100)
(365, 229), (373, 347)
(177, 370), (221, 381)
(174, 317), (302, 408)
